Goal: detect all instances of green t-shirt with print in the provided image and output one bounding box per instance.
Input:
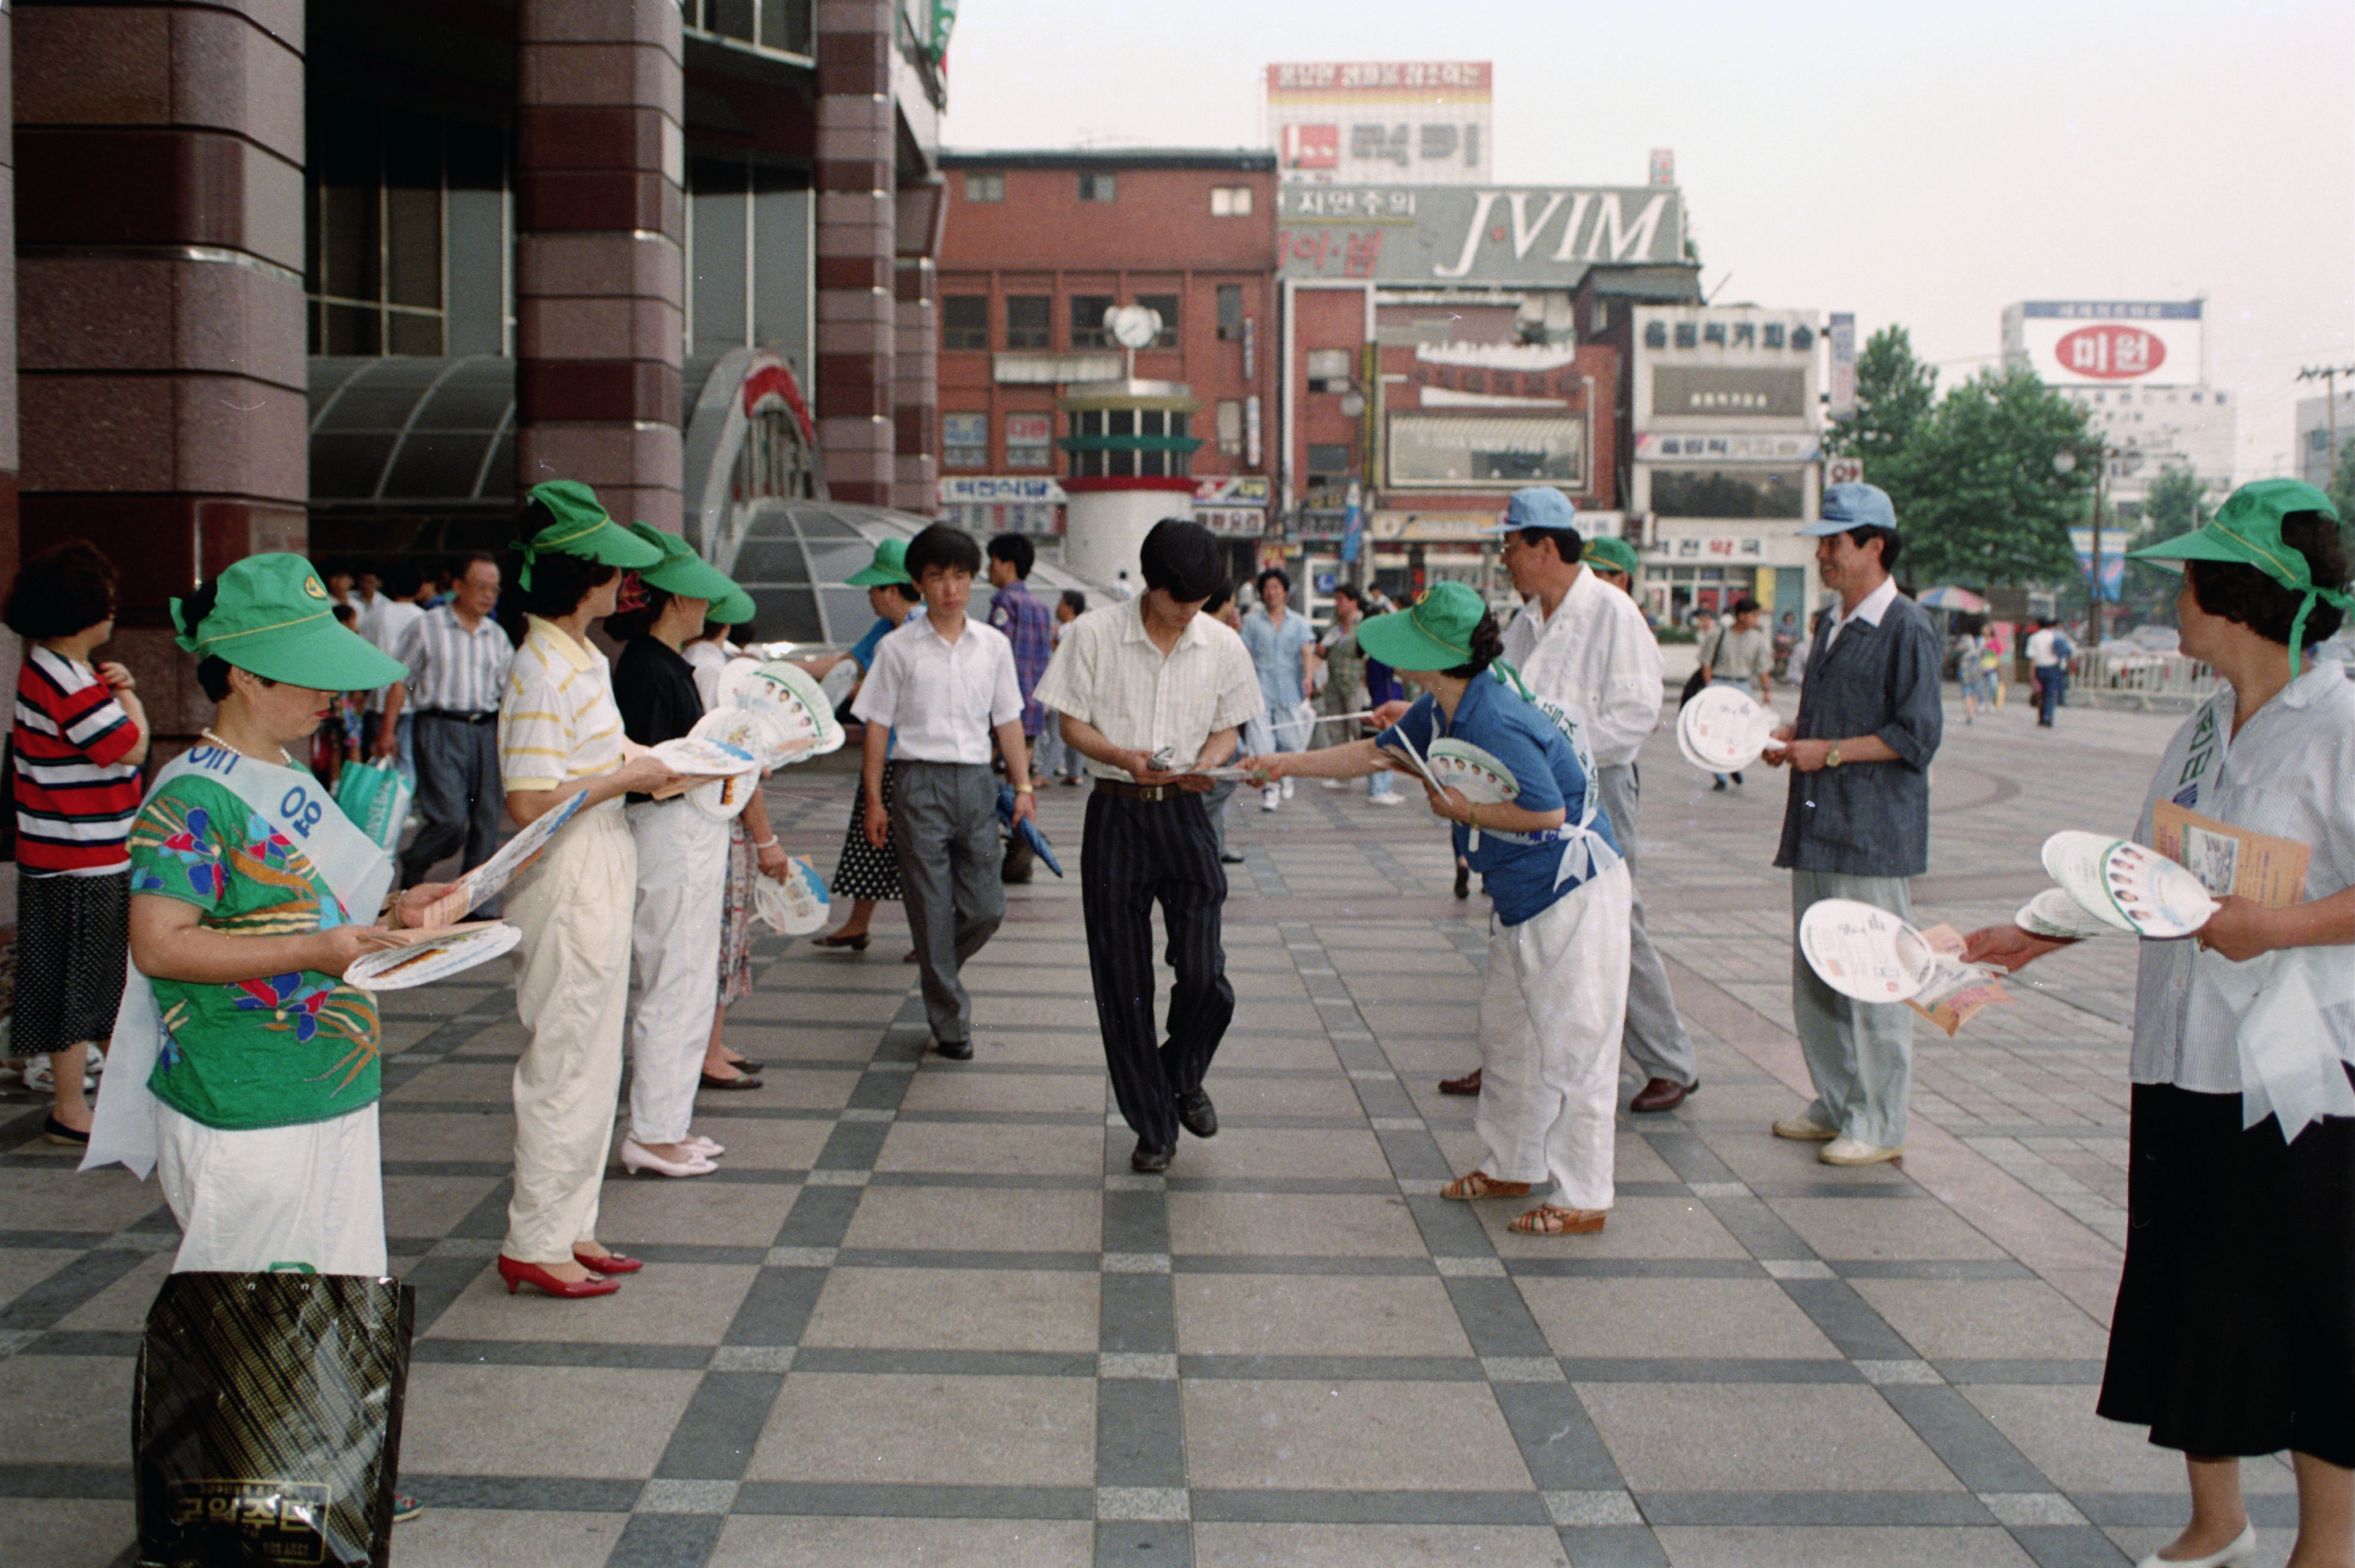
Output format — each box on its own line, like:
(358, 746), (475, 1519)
(126, 773), (383, 1131)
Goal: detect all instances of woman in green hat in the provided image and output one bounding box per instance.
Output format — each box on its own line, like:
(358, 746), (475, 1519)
(815, 537), (923, 951)
(606, 525), (784, 1180)
(493, 482), (685, 1298)
(111, 554), (450, 1275)
(1966, 480), (2355, 1568)
(1242, 582), (1635, 1236)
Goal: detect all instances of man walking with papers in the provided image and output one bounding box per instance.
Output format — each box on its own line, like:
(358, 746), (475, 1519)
(1762, 484), (1944, 1165)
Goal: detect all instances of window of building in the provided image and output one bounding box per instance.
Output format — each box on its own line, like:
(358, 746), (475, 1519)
(1388, 413), (1587, 490)
(1217, 284), (1244, 341)
(942, 295), (989, 352)
(1065, 407), (1191, 479)
(1643, 321), (1668, 349)
(963, 171), (1004, 202)
(1006, 294), (1051, 351)
(1216, 399), (1244, 456)
(1078, 172), (1117, 202)
(1211, 185), (1252, 216)
(1136, 293), (1179, 348)
(1070, 294), (1115, 349)
(1673, 322), (1697, 349)
(942, 412), (988, 469)
(1006, 411), (1053, 468)
(1592, 300), (1611, 331)
(1306, 443), (1354, 489)
(1306, 349), (1353, 391)
(1651, 467), (1805, 518)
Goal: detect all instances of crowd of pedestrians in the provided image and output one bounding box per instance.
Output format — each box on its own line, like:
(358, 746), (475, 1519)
(12, 475), (2355, 1566)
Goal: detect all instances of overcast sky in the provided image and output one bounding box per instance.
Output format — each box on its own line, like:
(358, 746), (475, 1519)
(940, 0), (2355, 481)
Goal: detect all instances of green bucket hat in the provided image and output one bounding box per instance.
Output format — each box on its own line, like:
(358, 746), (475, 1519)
(1357, 581), (1487, 673)
(845, 537), (915, 587)
(171, 554), (410, 691)
(627, 522), (748, 607)
(1583, 535), (1641, 576)
(2128, 478), (2350, 673)
(708, 585), (757, 625)
(513, 480), (664, 589)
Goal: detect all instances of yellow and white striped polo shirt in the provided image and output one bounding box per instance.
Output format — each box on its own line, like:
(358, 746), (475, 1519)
(498, 615), (626, 805)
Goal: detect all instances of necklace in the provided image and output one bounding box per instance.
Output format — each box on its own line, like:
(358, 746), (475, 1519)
(201, 727), (292, 768)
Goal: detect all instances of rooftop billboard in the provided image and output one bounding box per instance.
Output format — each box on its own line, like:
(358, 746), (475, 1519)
(2002, 300), (2204, 388)
(1266, 61), (1493, 186)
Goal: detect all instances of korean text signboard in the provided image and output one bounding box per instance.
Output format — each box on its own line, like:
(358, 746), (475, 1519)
(1277, 185), (1685, 284)
(2003, 301), (2204, 388)
(1267, 62), (1492, 186)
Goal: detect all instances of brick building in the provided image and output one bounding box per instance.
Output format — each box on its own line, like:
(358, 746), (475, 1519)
(932, 149), (1279, 576)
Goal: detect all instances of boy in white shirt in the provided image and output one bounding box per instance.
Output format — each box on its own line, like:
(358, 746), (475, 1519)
(852, 525), (1034, 1058)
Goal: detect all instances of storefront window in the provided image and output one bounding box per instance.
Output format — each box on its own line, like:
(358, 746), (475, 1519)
(1386, 413), (1586, 490)
(943, 412), (988, 469)
(1650, 467), (1805, 518)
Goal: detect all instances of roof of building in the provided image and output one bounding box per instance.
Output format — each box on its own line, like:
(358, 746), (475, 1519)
(941, 147), (1278, 172)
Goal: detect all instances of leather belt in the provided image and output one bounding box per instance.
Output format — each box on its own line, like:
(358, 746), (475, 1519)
(1094, 776), (1185, 803)
(416, 709), (498, 725)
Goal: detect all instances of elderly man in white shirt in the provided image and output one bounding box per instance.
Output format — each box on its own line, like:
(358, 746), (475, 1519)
(1035, 518), (1264, 1172)
(1427, 488), (1699, 1112)
(853, 525), (1032, 1060)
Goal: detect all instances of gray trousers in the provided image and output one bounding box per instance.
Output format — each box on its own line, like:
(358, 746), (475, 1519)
(1594, 763), (1698, 1087)
(1790, 868), (1915, 1148)
(402, 712), (502, 886)
(891, 760), (1006, 1045)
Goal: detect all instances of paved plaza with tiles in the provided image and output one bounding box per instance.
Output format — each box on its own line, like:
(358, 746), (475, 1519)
(0, 692), (2298, 1568)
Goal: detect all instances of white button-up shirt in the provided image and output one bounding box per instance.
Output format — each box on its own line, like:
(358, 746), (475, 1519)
(1033, 598), (1263, 780)
(1498, 566), (1664, 770)
(851, 614), (1023, 764)
(1821, 575), (1899, 656)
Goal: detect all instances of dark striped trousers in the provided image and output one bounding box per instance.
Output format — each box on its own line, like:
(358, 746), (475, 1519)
(1080, 788), (1235, 1148)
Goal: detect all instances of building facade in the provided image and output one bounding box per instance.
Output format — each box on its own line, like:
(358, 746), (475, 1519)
(2002, 300), (2235, 514)
(932, 149), (1280, 574)
(8, 0), (953, 742)
(2297, 390), (2355, 491)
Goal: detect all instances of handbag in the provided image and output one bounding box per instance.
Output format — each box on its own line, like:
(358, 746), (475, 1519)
(331, 761), (412, 854)
(135, 1270), (415, 1568)
(1680, 628), (1721, 708)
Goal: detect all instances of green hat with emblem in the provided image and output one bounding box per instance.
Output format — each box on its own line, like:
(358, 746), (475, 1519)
(1356, 580), (1488, 673)
(845, 537), (915, 587)
(2128, 478), (2350, 673)
(513, 480), (664, 588)
(171, 554), (410, 691)
(1583, 535), (1641, 576)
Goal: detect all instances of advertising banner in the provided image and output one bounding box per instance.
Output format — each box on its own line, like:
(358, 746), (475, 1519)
(2071, 528), (2128, 601)
(2005, 301), (2204, 388)
(1277, 185), (1684, 283)
(1266, 62), (1492, 186)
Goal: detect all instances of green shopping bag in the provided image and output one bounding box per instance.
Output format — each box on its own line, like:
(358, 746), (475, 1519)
(331, 762), (412, 852)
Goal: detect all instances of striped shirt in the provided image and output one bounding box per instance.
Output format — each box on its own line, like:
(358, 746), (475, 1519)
(364, 597), (424, 713)
(12, 646), (144, 874)
(392, 604), (513, 714)
(499, 616), (627, 807)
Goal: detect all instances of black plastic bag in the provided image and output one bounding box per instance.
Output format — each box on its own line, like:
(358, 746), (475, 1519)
(134, 1271), (414, 1568)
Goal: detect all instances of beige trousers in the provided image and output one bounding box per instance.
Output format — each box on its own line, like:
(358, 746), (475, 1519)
(502, 807), (635, 1264)
(157, 1101), (387, 1276)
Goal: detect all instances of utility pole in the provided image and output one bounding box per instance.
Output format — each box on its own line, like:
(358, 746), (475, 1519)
(2298, 364), (2355, 482)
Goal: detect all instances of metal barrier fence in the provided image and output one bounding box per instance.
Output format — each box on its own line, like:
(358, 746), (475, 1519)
(2066, 649), (2219, 711)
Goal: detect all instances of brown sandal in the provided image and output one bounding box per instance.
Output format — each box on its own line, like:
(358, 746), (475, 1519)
(1442, 1171), (1532, 1200)
(1508, 1205), (1608, 1235)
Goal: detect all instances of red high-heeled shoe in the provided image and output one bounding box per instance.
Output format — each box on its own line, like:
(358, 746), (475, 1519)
(573, 1249), (643, 1275)
(497, 1255), (619, 1298)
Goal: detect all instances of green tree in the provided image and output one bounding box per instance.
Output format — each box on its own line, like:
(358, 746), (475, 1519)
(2332, 434), (2355, 523)
(2119, 466), (2210, 628)
(1823, 327), (1937, 519)
(1895, 365), (2097, 590)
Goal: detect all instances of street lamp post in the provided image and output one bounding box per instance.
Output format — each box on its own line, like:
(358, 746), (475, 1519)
(2053, 443), (2113, 646)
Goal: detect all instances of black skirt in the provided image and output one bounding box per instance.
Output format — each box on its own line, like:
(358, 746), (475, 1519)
(12, 868), (131, 1058)
(829, 761), (901, 903)
(2099, 1079), (2355, 1466)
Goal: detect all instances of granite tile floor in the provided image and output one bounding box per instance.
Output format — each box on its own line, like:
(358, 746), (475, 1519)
(0, 694), (2307, 1567)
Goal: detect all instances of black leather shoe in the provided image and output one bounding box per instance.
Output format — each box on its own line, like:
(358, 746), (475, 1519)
(934, 1037), (974, 1061)
(1130, 1139), (1175, 1173)
(1454, 863), (1471, 899)
(1219, 851), (1247, 865)
(1175, 1087), (1218, 1139)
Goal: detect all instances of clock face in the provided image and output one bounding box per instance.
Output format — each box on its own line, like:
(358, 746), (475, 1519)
(1107, 304), (1161, 350)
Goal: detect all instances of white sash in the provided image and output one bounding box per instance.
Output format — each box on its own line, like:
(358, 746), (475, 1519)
(83, 745), (395, 1178)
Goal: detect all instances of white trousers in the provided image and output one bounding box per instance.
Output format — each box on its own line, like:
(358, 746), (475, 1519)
(503, 807), (635, 1265)
(625, 799), (729, 1145)
(157, 1101), (387, 1276)
(1474, 863), (1633, 1210)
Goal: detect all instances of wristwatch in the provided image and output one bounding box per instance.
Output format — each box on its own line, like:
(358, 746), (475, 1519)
(1826, 743), (1843, 769)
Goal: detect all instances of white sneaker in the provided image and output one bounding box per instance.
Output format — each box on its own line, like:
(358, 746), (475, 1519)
(1281, 777), (1295, 799)
(1368, 791), (1405, 807)
(23, 1055), (51, 1093)
(1261, 785), (1281, 812)
(1819, 1136), (1903, 1166)
(1771, 1113), (1837, 1141)
(1320, 778), (1345, 791)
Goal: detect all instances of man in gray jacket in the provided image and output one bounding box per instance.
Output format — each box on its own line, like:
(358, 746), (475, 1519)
(1762, 484), (1943, 1166)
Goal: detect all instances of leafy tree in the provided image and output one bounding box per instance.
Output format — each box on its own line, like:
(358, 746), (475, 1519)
(1823, 327), (1937, 518)
(2332, 434), (2355, 525)
(1893, 365), (2096, 590)
(2117, 466), (2210, 628)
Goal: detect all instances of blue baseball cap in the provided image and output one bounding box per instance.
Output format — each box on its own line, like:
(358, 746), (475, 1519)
(1799, 482), (1897, 536)
(1480, 487), (1578, 536)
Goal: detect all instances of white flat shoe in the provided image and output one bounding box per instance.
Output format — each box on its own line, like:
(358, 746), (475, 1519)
(620, 1139), (717, 1178)
(2137, 1523), (2254, 1568)
(1771, 1113), (1837, 1141)
(684, 1136), (725, 1157)
(1820, 1135), (1903, 1166)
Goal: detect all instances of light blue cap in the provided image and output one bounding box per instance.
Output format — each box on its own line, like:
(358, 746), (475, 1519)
(1799, 482), (1898, 535)
(1479, 487), (1579, 536)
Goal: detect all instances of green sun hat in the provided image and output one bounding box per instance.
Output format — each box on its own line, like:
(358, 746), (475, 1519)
(513, 480), (664, 588)
(627, 522), (747, 606)
(2129, 478), (2350, 673)
(1357, 581), (1487, 673)
(845, 537), (915, 587)
(1583, 535), (1641, 576)
(171, 554), (410, 691)
(708, 585), (757, 625)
